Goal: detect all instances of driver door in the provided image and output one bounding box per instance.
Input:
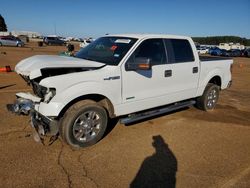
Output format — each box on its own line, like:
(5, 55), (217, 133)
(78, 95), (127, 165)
(121, 38), (168, 105)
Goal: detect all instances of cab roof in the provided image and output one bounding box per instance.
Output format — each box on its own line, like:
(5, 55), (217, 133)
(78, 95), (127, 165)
(105, 33), (192, 40)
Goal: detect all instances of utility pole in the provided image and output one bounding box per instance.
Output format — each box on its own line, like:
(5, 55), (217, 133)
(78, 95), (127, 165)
(54, 23), (57, 36)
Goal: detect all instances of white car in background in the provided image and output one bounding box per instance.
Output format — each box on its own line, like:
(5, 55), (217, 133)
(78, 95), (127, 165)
(197, 47), (207, 54)
(0, 35), (24, 47)
(79, 39), (92, 48)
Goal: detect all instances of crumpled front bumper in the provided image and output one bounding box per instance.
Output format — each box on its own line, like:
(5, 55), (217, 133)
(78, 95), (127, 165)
(6, 92), (59, 143)
(30, 111), (58, 142)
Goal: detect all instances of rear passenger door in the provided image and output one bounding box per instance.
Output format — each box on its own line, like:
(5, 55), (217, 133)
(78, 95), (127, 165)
(164, 39), (199, 100)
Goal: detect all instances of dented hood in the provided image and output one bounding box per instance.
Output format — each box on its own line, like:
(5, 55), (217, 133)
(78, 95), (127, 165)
(15, 55), (105, 79)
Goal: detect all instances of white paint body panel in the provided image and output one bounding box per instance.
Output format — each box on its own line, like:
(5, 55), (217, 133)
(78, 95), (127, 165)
(15, 55), (105, 79)
(37, 65), (121, 116)
(196, 59), (233, 96)
(14, 34), (233, 117)
(16, 92), (41, 102)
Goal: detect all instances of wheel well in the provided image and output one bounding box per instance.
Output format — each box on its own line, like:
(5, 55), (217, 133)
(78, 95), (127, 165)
(57, 94), (115, 119)
(208, 76), (221, 88)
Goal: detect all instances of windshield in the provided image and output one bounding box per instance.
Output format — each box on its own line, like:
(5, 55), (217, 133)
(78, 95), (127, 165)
(75, 36), (137, 65)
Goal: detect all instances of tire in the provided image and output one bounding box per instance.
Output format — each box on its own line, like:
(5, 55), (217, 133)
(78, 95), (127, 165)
(196, 83), (220, 111)
(17, 43), (22, 47)
(59, 100), (108, 148)
(0, 42), (2, 46)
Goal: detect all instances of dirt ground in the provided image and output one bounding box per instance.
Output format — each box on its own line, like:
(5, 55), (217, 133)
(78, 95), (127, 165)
(0, 42), (250, 188)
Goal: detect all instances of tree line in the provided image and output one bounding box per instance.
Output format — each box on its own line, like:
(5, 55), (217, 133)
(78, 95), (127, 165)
(0, 14), (7, 31)
(192, 36), (250, 46)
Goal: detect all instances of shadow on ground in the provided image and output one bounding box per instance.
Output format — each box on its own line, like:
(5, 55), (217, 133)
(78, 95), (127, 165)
(0, 84), (16, 90)
(131, 135), (177, 188)
(183, 104), (250, 126)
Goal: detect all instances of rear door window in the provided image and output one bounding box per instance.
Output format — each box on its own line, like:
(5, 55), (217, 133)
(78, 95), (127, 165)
(164, 39), (194, 63)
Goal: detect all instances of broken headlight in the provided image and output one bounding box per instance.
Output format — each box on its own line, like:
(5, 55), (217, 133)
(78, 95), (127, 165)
(32, 82), (47, 98)
(31, 82), (56, 102)
(43, 88), (56, 103)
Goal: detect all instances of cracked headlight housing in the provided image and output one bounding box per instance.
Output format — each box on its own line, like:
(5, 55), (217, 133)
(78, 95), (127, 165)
(31, 82), (56, 103)
(43, 88), (56, 103)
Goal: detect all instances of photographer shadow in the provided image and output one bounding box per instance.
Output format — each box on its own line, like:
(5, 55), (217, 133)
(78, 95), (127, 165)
(131, 135), (177, 188)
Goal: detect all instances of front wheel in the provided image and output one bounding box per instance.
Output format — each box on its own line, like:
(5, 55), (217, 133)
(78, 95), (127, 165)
(196, 83), (220, 111)
(60, 100), (108, 148)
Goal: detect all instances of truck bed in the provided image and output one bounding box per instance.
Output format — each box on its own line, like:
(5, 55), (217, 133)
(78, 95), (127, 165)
(200, 56), (232, 62)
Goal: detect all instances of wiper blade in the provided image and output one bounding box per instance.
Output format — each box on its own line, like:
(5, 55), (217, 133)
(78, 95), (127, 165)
(75, 56), (94, 61)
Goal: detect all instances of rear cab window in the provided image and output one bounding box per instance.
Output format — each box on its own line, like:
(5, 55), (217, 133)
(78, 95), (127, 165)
(164, 39), (194, 63)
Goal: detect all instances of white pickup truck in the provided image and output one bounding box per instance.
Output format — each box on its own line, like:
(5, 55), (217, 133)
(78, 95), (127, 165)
(7, 34), (233, 148)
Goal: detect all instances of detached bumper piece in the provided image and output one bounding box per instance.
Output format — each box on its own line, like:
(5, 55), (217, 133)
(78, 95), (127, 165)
(6, 92), (41, 115)
(6, 98), (34, 115)
(31, 112), (59, 144)
(6, 96), (59, 145)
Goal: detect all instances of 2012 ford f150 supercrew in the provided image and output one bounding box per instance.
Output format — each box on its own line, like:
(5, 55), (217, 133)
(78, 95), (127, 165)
(7, 34), (233, 148)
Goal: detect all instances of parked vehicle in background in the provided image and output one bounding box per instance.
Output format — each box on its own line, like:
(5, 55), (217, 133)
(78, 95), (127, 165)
(230, 49), (241, 57)
(197, 46), (207, 54)
(219, 43), (245, 50)
(241, 49), (246, 56)
(79, 39), (92, 48)
(0, 35), (24, 47)
(8, 34), (233, 149)
(73, 37), (83, 42)
(209, 47), (222, 56)
(220, 49), (231, 57)
(244, 48), (250, 57)
(204, 46), (210, 53)
(43, 36), (66, 46)
(220, 49), (242, 57)
(17, 35), (29, 43)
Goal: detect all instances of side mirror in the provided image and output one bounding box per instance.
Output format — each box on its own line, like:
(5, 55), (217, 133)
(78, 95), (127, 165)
(127, 57), (152, 71)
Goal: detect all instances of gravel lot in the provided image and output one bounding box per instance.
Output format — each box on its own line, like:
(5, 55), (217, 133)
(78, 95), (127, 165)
(0, 43), (250, 188)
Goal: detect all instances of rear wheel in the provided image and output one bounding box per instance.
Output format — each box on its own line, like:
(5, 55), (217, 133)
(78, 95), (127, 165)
(0, 42), (2, 46)
(60, 100), (108, 148)
(196, 83), (220, 111)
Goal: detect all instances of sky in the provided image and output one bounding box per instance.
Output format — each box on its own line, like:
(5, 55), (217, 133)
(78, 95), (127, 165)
(1, 0), (250, 38)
